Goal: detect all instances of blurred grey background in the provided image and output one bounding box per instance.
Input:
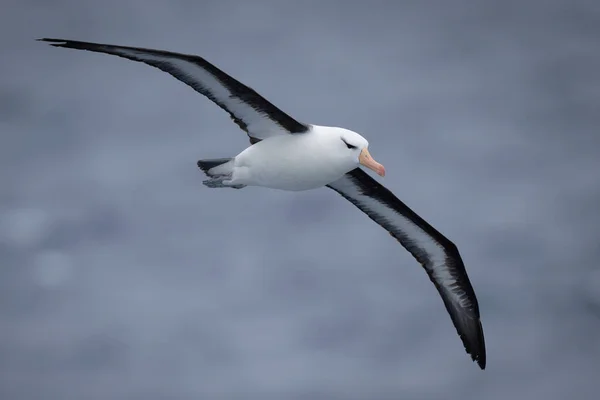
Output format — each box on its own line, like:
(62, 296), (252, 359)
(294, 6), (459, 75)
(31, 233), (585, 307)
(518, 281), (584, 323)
(1, 0), (599, 398)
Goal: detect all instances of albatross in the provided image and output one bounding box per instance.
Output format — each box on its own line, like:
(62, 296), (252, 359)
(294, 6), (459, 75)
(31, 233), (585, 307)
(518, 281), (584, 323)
(38, 38), (486, 369)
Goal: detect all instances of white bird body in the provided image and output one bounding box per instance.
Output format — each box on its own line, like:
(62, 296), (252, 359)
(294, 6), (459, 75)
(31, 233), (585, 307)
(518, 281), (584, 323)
(39, 37), (487, 370)
(215, 126), (372, 191)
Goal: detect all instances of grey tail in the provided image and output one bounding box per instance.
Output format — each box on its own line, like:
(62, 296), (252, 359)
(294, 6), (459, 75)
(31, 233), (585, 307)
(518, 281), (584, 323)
(197, 158), (232, 176)
(197, 157), (245, 189)
(202, 177), (245, 189)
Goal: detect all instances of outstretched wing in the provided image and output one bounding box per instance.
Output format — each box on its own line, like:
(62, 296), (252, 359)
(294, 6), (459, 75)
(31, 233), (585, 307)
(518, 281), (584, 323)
(38, 38), (309, 143)
(327, 168), (486, 369)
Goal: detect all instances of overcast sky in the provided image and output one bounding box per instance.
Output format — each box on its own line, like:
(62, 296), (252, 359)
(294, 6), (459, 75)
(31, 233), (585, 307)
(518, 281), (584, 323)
(1, 0), (600, 399)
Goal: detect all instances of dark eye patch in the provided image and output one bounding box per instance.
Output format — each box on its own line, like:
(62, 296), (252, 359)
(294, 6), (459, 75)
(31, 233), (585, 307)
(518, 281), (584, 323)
(341, 139), (357, 149)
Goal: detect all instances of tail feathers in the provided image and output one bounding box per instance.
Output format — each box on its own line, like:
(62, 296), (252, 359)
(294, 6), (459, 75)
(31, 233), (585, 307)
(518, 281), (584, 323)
(198, 157), (244, 189)
(197, 158), (233, 177)
(202, 176), (245, 189)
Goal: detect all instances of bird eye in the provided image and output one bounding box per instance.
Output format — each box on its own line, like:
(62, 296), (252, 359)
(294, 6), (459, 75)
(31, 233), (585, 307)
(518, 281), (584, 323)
(342, 139), (357, 149)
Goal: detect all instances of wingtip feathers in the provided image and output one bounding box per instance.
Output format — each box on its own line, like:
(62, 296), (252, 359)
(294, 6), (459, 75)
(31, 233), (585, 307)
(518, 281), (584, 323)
(463, 318), (486, 370)
(37, 38), (69, 48)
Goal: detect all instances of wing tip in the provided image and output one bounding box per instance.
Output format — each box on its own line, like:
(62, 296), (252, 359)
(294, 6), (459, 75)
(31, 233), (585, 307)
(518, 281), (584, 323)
(37, 38), (63, 43)
(466, 318), (486, 370)
(37, 38), (69, 48)
(473, 348), (486, 370)
(477, 358), (486, 370)
(448, 300), (486, 370)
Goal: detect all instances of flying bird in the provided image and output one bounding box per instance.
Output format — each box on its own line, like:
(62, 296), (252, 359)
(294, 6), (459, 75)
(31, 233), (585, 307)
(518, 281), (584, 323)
(38, 38), (486, 369)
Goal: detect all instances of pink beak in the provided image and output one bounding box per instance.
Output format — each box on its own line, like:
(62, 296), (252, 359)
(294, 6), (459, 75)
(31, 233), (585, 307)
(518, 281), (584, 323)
(359, 148), (386, 177)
